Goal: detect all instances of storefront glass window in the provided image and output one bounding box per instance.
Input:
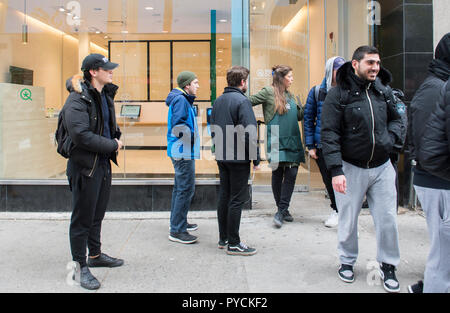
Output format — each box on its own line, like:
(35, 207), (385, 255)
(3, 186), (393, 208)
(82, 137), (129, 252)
(0, 0), (370, 189)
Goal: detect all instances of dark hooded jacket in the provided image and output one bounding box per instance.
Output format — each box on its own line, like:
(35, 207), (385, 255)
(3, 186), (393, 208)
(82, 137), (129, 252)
(321, 62), (403, 176)
(61, 75), (121, 177)
(410, 33), (450, 188)
(418, 81), (450, 183)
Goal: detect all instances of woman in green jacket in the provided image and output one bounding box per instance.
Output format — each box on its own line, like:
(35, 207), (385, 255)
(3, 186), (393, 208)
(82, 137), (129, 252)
(249, 65), (305, 228)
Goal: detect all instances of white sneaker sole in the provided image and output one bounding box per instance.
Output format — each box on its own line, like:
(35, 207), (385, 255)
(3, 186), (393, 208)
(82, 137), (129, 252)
(338, 272), (355, 283)
(168, 235), (197, 244)
(226, 249), (257, 256)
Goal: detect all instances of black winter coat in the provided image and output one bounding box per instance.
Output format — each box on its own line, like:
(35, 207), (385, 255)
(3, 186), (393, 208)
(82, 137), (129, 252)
(210, 87), (260, 165)
(418, 81), (450, 182)
(408, 33), (450, 188)
(321, 62), (403, 177)
(61, 75), (121, 177)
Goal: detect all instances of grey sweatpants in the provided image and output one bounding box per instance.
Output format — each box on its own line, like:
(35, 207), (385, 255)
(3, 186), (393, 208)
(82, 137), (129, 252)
(336, 160), (400, 267)
(414, 186), (450, 293)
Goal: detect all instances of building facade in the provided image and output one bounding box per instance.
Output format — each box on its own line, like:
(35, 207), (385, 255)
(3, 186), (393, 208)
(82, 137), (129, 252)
(0, 0), (447, 211)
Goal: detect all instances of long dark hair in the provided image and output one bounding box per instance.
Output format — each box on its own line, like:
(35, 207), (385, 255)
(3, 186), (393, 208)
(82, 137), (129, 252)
(272, 65), (293, 115)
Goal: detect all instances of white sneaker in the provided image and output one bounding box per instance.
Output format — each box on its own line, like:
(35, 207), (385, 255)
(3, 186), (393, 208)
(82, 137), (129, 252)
(324, 211), (339, 228)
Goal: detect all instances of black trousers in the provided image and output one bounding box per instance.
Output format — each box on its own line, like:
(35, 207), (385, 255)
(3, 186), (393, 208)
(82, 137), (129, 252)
(217, 161), (250, 246)
(67, 159), (112, 266)
(271, 165), (299, 213)
(315, 149), (337, 212)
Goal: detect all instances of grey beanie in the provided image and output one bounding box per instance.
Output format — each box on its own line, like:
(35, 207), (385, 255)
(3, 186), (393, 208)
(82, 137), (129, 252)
(177, 71), (197, 89)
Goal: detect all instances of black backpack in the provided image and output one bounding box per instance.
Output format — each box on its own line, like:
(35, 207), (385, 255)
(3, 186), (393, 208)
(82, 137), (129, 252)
(54, 111), (73, 158)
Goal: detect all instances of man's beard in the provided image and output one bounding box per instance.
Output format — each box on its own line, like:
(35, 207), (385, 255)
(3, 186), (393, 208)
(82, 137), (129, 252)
(357, 68), (377, 82)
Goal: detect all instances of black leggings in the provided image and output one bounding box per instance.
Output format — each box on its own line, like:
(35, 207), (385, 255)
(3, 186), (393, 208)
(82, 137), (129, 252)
(315, 149), (337, 212)
(271, 165), (299, 212)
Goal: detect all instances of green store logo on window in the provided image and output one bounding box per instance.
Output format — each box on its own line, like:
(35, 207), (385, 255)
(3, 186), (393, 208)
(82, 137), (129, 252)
(20, 88), (32, 101)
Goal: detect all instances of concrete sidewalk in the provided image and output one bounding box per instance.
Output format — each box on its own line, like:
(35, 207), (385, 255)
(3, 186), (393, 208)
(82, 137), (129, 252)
(0, 191), (428, 293)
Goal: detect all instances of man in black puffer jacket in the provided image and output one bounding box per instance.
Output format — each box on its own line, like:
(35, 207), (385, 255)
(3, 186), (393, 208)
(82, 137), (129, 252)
(60, 54), (124, 290)
(321, 46), (404, 293)
(409, 33), (450, 293)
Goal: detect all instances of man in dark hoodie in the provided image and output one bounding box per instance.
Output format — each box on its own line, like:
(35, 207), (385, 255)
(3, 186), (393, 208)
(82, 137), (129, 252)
(60, 54), (124, 290)
(166, 71), (200, 245)
(210, 66), (260, 256)
(408, 33), (450, 293)
(321, 46), (404, 293)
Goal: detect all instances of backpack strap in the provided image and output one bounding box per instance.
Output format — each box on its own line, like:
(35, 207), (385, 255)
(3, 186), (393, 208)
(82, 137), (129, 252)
(339, 88), (350, 107)
(314, 85), (320, 104)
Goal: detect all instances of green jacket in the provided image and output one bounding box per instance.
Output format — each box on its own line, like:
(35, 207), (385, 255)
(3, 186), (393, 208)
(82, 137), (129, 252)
(249, 86), (305, 165)
(249, 86), (304, 124)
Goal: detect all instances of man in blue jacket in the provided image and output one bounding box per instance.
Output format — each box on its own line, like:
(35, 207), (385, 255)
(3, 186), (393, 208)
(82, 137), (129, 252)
(166, 71), (200, 244)
(304, 56), (345, 228)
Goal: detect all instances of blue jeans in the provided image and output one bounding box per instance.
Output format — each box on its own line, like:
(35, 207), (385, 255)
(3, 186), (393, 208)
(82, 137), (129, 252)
(170, 158), (195, 233)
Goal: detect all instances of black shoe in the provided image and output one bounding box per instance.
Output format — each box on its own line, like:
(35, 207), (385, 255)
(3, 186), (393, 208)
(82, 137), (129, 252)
(273, 211), (283, 228)
(169, 231), (198, 244)
(407, 280), (423, 293)
(379, 263), (400, 293)
(218, 239), (228, 249)
(338, 264), (355, 283)
(76, 266), (101, 290)
(88, 253), (124, 268)
(282, 210), (294, 222)
(227, 242), (257, 256)
(187, 223), (198, 232)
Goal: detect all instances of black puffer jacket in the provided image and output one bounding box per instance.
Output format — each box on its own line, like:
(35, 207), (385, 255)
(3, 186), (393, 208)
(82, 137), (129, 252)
(61, 75), (121, 177)
(418, 81), (450, 182)
(321, 62), (403, 176)
(409, 32), (450, 189)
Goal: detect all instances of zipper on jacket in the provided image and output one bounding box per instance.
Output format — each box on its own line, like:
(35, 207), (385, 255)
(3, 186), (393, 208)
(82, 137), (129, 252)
(366, 84), (376, 168)
(88, 92), (104, 178)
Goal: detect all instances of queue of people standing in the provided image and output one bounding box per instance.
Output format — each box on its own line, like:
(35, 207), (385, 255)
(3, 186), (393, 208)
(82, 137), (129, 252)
(57, 33), (450, 293)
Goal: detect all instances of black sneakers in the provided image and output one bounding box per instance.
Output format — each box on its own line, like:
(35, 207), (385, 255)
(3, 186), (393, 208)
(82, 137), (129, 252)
(75, 266), (101, 290)
(379, 263), (400, 293)
(282, 210), (294, 222)
(218, 239), (228, 249)
(187, 223), (198, 232)
(273, 211), (284, 228)
(88, 253), (124, 268)
(407, 280), (423, 293)
(169, 231), (198, 244)
(227, 242), (257, 256)
(338, 264), (355, 283)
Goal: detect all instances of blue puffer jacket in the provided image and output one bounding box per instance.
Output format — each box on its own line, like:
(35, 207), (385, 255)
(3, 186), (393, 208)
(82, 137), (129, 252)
(166, 88), (200, 159)
(304, 78), (327, 149)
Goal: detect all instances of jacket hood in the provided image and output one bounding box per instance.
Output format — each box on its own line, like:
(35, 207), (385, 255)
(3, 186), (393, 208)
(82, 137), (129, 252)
(65, 74), (119, 96)
(435, 32), (450, 65)
(429, 33), (450, 81)
(325, 56), (344, 91)
(336, 61), (392, 90)
(165, 87), (196, 107)
(66, 74), (84, 93)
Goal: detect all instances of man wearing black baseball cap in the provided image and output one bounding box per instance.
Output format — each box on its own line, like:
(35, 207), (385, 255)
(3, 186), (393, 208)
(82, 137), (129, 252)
(60, 53), (123, 290)
(81, 53), (119, 72)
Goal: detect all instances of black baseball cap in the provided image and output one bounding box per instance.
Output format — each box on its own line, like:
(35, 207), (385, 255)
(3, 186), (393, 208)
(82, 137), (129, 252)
(81, 53), (119, 71)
